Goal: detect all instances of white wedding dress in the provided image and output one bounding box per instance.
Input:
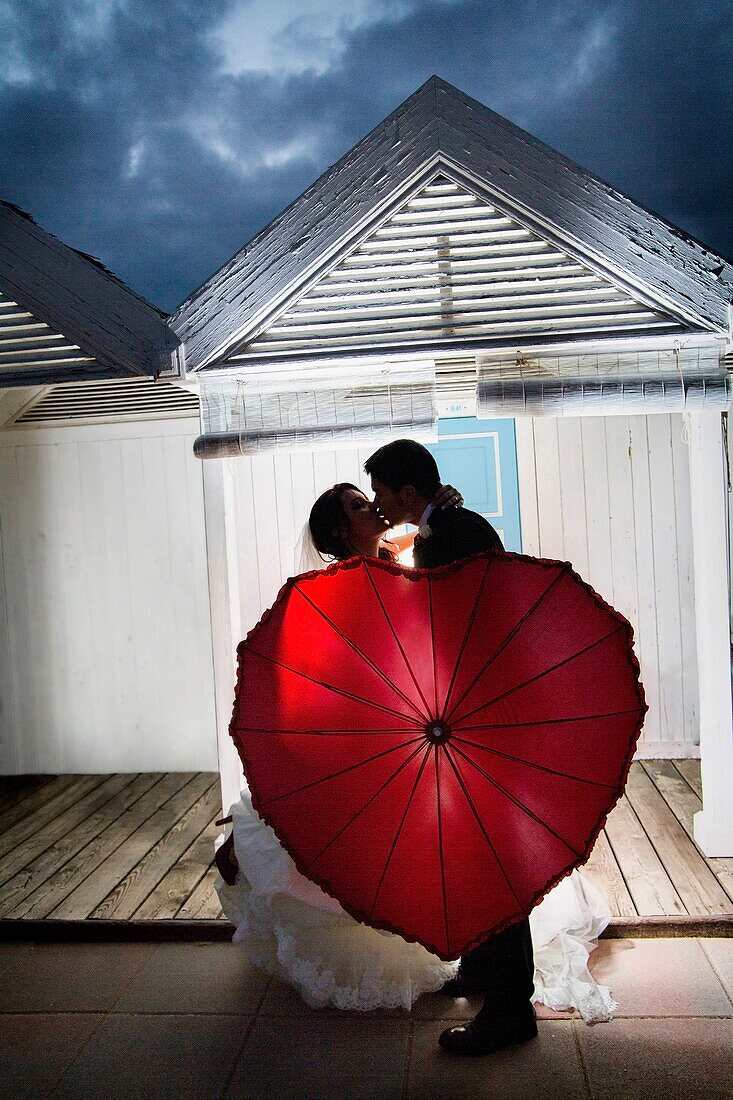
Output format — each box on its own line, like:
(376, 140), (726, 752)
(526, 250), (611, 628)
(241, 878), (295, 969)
(215, 789), (616, 1022)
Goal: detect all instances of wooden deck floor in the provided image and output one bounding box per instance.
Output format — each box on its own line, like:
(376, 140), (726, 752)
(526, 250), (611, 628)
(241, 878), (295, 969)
(1, 762), (732, 925)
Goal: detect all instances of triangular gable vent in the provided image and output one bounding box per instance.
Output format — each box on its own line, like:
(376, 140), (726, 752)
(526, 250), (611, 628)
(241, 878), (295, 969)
(11, 378), (199, 426)
(0, 290), (100, 377)
(227, 175), (688, 364)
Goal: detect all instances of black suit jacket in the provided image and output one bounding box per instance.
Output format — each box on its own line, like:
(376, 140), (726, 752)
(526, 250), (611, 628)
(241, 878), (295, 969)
(412, 506), (503, 569)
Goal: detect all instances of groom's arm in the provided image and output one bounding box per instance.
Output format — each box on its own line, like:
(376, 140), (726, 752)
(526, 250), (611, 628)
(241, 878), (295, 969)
(428, 509), (503, 567)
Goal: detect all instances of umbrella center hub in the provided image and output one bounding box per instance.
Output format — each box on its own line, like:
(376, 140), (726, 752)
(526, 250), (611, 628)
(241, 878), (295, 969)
(425, 721), (452, 745)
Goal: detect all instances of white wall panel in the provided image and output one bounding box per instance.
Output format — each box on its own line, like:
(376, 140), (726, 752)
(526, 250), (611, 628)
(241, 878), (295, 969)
(515, 413), (698, 755)
(230, 445), (375, 627)
(0, 418), (217, 773)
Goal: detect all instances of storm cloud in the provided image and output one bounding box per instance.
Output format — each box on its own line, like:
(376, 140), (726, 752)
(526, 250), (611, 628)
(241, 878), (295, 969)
(1, 0), (730, 312)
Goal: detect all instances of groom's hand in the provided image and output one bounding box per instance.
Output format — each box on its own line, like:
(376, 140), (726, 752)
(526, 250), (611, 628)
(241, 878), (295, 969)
(433, 483), (464, 510)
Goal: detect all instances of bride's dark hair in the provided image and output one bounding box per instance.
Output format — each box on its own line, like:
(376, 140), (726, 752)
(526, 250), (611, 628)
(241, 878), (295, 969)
(309, 483), (397, 562)
(309, 483), (360, 561)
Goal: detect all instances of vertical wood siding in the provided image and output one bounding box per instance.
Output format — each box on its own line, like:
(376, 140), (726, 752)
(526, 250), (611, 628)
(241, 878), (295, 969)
(0, 412), (698, 772)
(231, 444), (377, 636)
(514, 413), (698, 754)
(230, 416), (697, 755)
(0, 419), (217, 772)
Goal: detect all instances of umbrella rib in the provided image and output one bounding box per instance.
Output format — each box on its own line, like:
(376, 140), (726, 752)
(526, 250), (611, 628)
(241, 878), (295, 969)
(292, 584), (426, 722)
(366, 745), (432, 920)
(429, 579), (439, 716)
(303, 740), (430, 874)
(453, 622), (627, 726)
(237, 726), (421, 737)
(440, 557), (493, 721)
(363, 560), (432, 720)
(455, 707), (645, 733)
(441, 745), (524, 910)
(450, 742), (584, 858)
(451, 736), (619, 789)
(435, 746), (451, 953)
(445, 569), (566, 725)
(245, 645), (423, 727)
(260, 735), (426, 808)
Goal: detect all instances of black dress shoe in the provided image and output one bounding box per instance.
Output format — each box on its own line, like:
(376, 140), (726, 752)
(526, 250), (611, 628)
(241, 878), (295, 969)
(437, 975), (485, 997)
(438, 1006), (538, 1056)
(214, 832), (239, 886)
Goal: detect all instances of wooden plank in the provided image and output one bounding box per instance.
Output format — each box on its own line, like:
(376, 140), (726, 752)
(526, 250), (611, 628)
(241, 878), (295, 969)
(251, 454), (282, 612)
(643, 759), (733, 906)
(676, 758), (703, 799)
(58, 441), (102, 749)
(92, 780), (220, 919)
(624, 763), (731, 915)
(641, 760), (701, 839)
(288, 448), (318, 577)
(0, 773), (163, 917)
(513, 418), (540, 555)
(0, 774), (80, 830)
(161, 434), (217, 769)
(233, 455), (261, 631)
(532, 418), (563, 559)
(0, 773), (108, 862)
(11, 773), (192, 919)
(273, 450), (296, 582)
(605, 915), (733, 938)
(15, 445), (48, 770)
(78, 438), (123, 761)
(670, 415), (699, 744)
(177, 863), (223, 920)
(627, 416), (661, 744)
(134, 812), (219, 919)
(647, 415), (685, 745)
(49, 773), (213, 919)
(39, 443), (74, 763)
(582, 829), (637, 917)
(0, 917), (234, 941)
(604, 417), (640, 646)
(582, 417), (615, 602)
(0, 774), (134, 890)
(603, 788), (685, 915)
(558, 417), (589, 577)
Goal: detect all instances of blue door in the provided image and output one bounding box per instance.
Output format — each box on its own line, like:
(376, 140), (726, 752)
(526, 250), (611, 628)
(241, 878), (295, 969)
(426, 417), (522, 552)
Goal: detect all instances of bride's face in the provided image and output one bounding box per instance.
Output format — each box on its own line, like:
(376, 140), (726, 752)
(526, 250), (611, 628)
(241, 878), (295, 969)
(339, 488), (389, 552)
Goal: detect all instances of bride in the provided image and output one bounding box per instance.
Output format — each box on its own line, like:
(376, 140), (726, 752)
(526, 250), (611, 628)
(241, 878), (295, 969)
(216, 482), (616, 1023)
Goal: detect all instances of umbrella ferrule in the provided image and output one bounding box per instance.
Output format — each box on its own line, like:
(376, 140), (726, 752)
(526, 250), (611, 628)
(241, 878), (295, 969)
(426, 721), (452, 745)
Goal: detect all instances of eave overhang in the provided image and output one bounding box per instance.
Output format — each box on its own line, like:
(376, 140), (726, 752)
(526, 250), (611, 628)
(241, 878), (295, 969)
(0, 202), (179, 387)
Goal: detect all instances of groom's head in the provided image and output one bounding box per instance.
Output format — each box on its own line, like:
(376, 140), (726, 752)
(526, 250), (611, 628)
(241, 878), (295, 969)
(364, 439), (440, 527)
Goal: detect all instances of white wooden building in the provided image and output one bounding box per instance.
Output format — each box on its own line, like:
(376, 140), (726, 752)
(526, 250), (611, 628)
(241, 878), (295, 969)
(2, 77), (733, 856)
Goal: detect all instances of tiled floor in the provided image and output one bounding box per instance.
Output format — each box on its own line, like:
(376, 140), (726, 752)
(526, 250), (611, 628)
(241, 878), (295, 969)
(1, 938), (731, 1099)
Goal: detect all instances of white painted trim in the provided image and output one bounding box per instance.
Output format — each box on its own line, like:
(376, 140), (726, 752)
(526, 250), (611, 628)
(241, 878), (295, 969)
(693, 817), (733, 857)
(201, 456), (245, 817)
(686, 411), (733, 856)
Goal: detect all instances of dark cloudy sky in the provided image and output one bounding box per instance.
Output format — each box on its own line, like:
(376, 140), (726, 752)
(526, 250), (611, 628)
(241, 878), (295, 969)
(1, 0), (730, 313)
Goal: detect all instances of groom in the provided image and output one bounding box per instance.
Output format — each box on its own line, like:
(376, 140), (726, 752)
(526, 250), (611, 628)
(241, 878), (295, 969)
(365, 438), (537, 1058)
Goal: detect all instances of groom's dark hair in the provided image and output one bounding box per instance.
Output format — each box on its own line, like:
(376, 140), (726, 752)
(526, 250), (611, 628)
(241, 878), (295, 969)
(364, 439), (440, 497)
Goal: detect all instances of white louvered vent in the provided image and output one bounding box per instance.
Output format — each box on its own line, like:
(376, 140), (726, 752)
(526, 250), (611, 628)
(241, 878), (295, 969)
(228, 175), (686, 363)
(0, 290), (98, 376)
(12, 378), (200, 426)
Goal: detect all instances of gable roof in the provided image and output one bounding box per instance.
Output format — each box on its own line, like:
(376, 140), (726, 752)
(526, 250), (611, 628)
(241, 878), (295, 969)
(226, 172), (690, 366)
(0, 202), (177, 386)
(171, 76), (733, 374)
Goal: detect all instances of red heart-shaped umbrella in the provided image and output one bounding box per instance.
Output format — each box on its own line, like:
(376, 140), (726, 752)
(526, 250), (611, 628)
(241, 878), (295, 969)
(229, 553), (646, 960)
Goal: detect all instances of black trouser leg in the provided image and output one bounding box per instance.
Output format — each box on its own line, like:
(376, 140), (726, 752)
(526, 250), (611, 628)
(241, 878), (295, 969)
(459, 917), (535, 1016)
